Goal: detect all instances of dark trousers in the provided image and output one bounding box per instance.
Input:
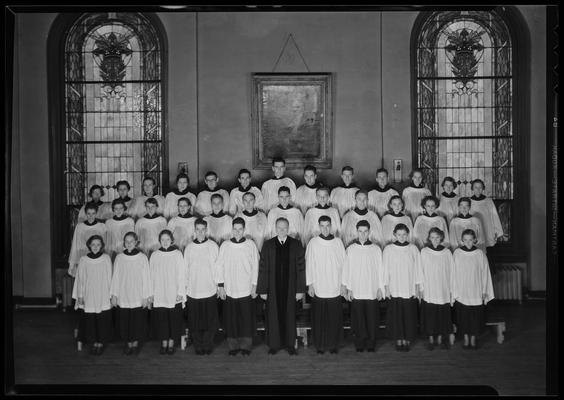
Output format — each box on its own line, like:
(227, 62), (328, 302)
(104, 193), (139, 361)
(187, 295), (219, 352)
(223, 295), (254, 351)
(311, 296), (344, 351)
(79, 309), (113, 344)
(351, 299), (379, 349)
(152, 303), (184, 342)
(118, 307), (148, 342)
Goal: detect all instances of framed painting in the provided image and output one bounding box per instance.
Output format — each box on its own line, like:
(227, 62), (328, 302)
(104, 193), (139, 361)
(251, 73), (333, 169)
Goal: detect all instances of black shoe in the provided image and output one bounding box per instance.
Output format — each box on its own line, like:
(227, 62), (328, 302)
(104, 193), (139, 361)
(426, 342), (434, 351)
(228, 349), (239, 356)
(470, 343), (478, 350)
(241, 349), (251, 356)
(287, 348), (297, 356)
(330, 348), (338, 354)
(367, 348), (375, 352)
(167, 346), (175, 355)
(97, 345), (105, 355)
(356, 348), (364, 352)
(441, 342), (450, 350)
(159, 346), (167, 355)
(395, 344), (402, 352)
(205, 349), (212, 355)
(90, 346), (97, 355)
(268, 349), (278, 355)
(403, 344), (410, 352)
(132, 345), (140, 355)
(317, 350), (325, 355)
(124, 346), (133, 355)
(462, 343), (470, 349)
(195, 349), (203, 355)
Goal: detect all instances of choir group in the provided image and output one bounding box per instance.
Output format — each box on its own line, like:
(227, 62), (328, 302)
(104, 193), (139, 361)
(68, 157), (501, 356)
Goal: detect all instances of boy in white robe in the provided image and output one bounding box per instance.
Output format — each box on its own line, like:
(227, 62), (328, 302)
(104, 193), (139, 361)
(204, 194), (233, 245)
(413, 195), (450, 249)
(135, 198), (167, 256)
(77, 185), (113, 222)
(167, 197), (197, 252)
(72, 235), (112, 355)
(194, 171), (230, 217)
(149, 229), (186, 355)
(330, 166), (359, 218)
(383, 223), (423, 352)
(129, 177), (165, 219)
(294, 165), (323, 215)
(306, 215), (347, 354)
(236, 192), (268, 251)
(402, 169), (432, 224)
(184, 218), (220, 355)
(68, 203), (108, 277)
(436, 177), (459, 224)
(261, 157), (297, 212)
(302, 186), (341, 246)
(110, 231), (151, 355)
(381, 195), (414, 245)
(229, 169), (265, 216)
(469, 179), (504, 248)
(368, 168), (400, 218)
(452, 229), (495, 349)
(266, 186), (304, 241)
(449, 197), (486, 253)
(342, 220), (384, 352)
(420, 227), (454, 350)
(216, 217), (260, 356)
(105, 199), (135, 260)
(341, 190), (383, 247)
(115, 180), (134, 214)
(164, 173), (197, 219)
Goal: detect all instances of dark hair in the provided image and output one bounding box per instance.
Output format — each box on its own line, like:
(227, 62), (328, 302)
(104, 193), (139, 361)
(393, 223), (410, 234)
(471, 179), (485, 190)
(376, 168), (389, 176)
(210, 193), (223, 202)
(427, 227), (445, 242)
(304, 165), (317, 174)
(278, 186), (291, 195)
(355, 189), (368, 198)
(242, 191), (256, 200)
(232, 217), (246, 228)
(116, 180), (131, 191)
(421, 195), (439, 209)
(176, 173), (190, 184)
(272, 157), (286, 166)
(441, 176), (457, 189)
(238, 169), (251, 178)
(341, 166), (354, 174)
(318, 215), (332, 224)
(89, 184), (105, 198)
(316, 186), (330, 194)
(194, 217), (207, 227)
(177, 197), (192, 207)
(356, 220), (370, 230)
(205, 171), (218, 179)
(145, 197), (158, 207)
(142, 176), (157, 195)
(111, 198), (127, 211)
(86, 235), (105, 252)
(275, 217), (289, 226)
(387, 195), (404, 212)
(461, 229), (477, 240)
(458, 197), (472, 207)
(84, 201), (99, 213)
(122, 231), (139, 247)
(158, 229), (174, 243)
(409, 168), (424, 180)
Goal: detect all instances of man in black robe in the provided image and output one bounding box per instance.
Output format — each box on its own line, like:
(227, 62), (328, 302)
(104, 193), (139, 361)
(257, 217), (306, 355)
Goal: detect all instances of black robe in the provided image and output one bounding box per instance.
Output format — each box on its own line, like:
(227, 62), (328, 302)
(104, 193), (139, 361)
(257, 236), (306, 350)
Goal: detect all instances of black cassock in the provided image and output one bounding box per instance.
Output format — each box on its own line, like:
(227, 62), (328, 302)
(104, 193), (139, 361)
(257, 236), (306, 351)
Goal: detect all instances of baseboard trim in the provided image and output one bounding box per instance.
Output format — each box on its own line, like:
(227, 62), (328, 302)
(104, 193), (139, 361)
(12, 296), (58, 307)
(525, 290), (546, 299)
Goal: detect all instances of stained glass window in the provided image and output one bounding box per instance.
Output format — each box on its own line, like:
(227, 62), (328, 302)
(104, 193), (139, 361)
(64, 12), (164, 232)
(415, 10), (513, 242)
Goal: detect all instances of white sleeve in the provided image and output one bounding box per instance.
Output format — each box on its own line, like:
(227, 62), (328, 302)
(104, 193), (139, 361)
(490, 199), (504, 239)
(68, 225), (82, 271)
(305, 242), (314, 287)
(481, 252), (495, 304)
(250, 242), (260, 286)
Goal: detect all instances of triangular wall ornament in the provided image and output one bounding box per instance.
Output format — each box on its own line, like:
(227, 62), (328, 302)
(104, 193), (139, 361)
(272, 33), (311, 73)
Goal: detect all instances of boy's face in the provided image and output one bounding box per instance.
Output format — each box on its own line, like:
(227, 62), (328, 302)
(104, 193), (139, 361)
(376, 172), (388, 187)
(424, 200), (437, 215)
(117, 185), (129, 198)
(341, 170), (354, 186)
(242, 194), (255, 210)
(278, 191), (291, 207)
(178, 201), (190, 216)
(85, 208), (97, 222)
(89, 239), (103, 254)
(194, 224), (207, 241)
(429, 231), (442, 247)
(443, 180), (454, 194)
(316, 190), (329, 206)
(124, 235), (137, 251)
(462, 234), (475, 248)
(458, 201), (471, 215)
(357, 226), (370, 242)
(232, 223), (245, 240)
(304, 170), (317, 186)
(211, 197), (223, 213)
(390, 198), (403, 214)
(177, 177), (189, 192)
(159, 234), (172, 249)
(394, 229), (409, 243)
(113, 203), (125, 217)
(205, 175), (218, 191)
(275, 220), (289, 238)
(238, 173), (251, 188)
(319, 220), (332, 237)
(412, 172), (423, 186)
(272, 162), (286, 178)
(472, 183), (484, 196)
(355, 193), (368, 210)
(91, 188), (102, 202)
(145, 203), (157, 215)
(143, 180), (154, 196)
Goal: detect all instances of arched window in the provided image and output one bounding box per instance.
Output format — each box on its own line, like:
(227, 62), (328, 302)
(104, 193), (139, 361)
(411, 8), (529, 260)
(49, 12), (167, 267)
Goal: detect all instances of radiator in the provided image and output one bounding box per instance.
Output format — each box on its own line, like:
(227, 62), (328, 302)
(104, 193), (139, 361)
(492, 264), (522, 303)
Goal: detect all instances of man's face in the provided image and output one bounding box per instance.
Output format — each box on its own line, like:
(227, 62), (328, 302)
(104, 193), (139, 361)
(205, 175), (218, 191)
(341, 170), (354, 186)
(232, 223), (245, 240)
(242, 194), (255, 211)
(376, 172), (388, 188)
(272, 162), (286, 178)
(278, 191), (291, 207)
(319, 220), (332, 237)
(211, 197), (223, 213)
(316, 189), (329, 206)
(275, 220), (289, 238)
(238, 173), (251, 189)
(355, 192), (368, 210)
(304, 170), (317, 186)
(357, 226), (370, 242)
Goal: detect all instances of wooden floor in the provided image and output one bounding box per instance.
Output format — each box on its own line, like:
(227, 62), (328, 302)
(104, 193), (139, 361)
(11, 300), (545, 395)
